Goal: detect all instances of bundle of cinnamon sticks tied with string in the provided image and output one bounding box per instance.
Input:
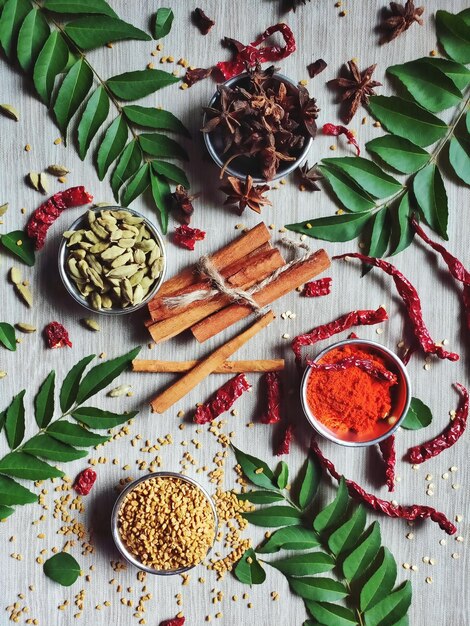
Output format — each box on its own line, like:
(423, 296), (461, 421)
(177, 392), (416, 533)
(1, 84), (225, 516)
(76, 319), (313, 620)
(144, 222), (331, 344)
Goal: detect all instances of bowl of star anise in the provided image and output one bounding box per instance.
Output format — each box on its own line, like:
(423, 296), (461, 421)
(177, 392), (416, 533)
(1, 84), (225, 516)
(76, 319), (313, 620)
(202, 66), (318, 183)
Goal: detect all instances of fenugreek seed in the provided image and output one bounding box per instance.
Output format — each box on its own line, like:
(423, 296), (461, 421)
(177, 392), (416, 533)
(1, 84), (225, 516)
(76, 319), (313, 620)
(451, 552), (460, 559)
(425, 576), (433, 584)
(402, 562), (410, 569)
(81, 318), (100, 332)
(0, 371), (7, 379)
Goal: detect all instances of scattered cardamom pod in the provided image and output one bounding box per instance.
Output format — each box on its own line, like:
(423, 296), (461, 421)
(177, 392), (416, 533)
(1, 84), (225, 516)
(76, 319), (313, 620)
(0, 104), (20, 121)
(0, 370), (7, 379)
(9, 267), (22, 284)
(0, 202), (8, 216)
(81, 318), (100, 331)
(38, 172), (50, 194)
(108, 384), (132, 397)
(27, 171), (40, 191)
(15, 283), (33, 307)
(15, 323), (37, 333)
(47, 164), (70, 177)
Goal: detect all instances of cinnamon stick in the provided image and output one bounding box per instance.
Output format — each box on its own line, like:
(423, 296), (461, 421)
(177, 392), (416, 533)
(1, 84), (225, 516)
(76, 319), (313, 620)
(147, 248), (285, 344)
(191, 249), (331, 343)
(150, 310), (275, 413)
(132, 359), (285, 373)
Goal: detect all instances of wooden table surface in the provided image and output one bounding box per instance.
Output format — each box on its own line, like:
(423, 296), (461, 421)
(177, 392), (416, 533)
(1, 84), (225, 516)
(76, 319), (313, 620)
(0, 1), (468, 624)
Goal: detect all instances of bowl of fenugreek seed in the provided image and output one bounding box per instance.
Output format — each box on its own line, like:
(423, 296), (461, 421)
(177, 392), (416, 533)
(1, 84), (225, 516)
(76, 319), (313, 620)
(58, 206), (166, 315)
(111, 473), (217, 575)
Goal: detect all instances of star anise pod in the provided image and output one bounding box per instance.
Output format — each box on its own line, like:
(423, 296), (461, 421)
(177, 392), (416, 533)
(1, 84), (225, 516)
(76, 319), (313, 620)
(380, 1), (424, 44)
(201, 87), (240, 134)
(297, 162), (322, 191)
(329, 60), (382, 124)
(171, 185), (200, 224)
(298, 86), (319, 138)
(219, 175), (272, 214)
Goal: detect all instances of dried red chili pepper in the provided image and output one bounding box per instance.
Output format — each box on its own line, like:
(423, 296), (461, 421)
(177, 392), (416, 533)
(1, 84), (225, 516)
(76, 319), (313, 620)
(378, 435), (396, 492)
(27, 186), (93, 250)
(184, 66), (214, 87)
(334, 253), (460, 362)
(307, 356), (398, 384)
(74, 468), (97, 495)
(44, 322), (72, 349)
(276, 423), (293, 456)
(322, 123), (361, 156)
(194, 374), (251, 424)
(173, 225), (206, 251)
(302, 277), (332, 297)
(310, 437), (456, 534)
(160, 617), (185, 626)
(292, 306), (388, 364)
(348, 332), (358, 339)
(408, 383), (468, 465)
(217, 23), (296, 80)
(259, 372), (282, 424)
(411, 218), (470, 331)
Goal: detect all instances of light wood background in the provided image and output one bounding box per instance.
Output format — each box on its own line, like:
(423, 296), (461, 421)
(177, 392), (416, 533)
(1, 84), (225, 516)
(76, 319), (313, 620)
(0, 1), (468, 624)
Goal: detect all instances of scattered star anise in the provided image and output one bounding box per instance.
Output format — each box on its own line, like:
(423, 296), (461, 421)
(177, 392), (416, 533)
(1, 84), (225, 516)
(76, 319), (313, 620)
(220, 175), (272, 214)
(329, 60), (382, 124)
(380, 1), (424, 44)
(171, 185), (200, 224)
(298, 86), (319, 138)
(201, 86), (241, 134)
(297, 162), (322, 191)
(192, 8), (215, 35)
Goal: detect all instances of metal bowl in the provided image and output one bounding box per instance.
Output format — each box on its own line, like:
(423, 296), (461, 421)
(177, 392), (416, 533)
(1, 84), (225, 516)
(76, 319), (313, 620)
(203, 72), (313, 183)
(300, 339), (411, 447)
(58, 206), (166, 316)
(110, 472), (218, 575)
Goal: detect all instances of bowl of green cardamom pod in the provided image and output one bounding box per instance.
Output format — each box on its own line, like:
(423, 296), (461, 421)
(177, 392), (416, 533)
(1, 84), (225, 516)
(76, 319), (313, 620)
(58, 206), (166, 315)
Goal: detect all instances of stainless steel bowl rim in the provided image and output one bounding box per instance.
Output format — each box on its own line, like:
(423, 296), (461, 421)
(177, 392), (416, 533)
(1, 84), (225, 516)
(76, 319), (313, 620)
(110, 471), (218, 575)
(203, 72), (313, 183)
(58, 205), (166, 316)
(300, 338), (412, 448)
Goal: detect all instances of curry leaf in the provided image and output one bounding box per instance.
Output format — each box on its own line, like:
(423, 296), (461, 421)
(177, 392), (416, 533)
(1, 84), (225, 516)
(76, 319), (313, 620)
(413, 163), (449, 239)
(449, 134), (470, 185)
(5, 390), (25, 449)
(59, 354), (95, 412)
(298, 455), (321, 510)
(0, 451), (63, 479)
(328, 505), (367, 557)
(153, 7), (174, 39)
(77, 87), (110, 160)
(0, 0), (30, 59)
(152, 160), (190, 188)
(389, 193), (415, 256)
(0, 230), (35, 266)
(16, 8), (50, 73)
(231, 446), (276, 490)
(33, 31), (69, 103)
(270, 552), (335, 577)
(47, 421), (109, 447)
(275, 461), (289, 490)
(363, 581), (412, 626)
(421, 57), (470, 90)
(121, 163), (150, 206)
(257, 526), (320, 554)
(22, 434), (87, 462)
(237, 490), (285, 504)
(64, 16), (150, 50)
(43, 0), (119, 18)
(365, 208), (390, 259)
(0, 322), (16, 351)
(365, 136), (429, 175)
(123, 105), (190, 136)
(150, 168), (171, 234)
(288, 577), (348, 603)
(234, 548), (266, 585)
(318, 163), (376, 212)
(34, 370), (55, 428)
(111, 140), (142, 201)
(368, 95), (448, 147)
(401, 397), (433, 430)
(0, 475), (37, 506)
(106, 69), (180, 101)
(342, 522), (381, 583)
(314, 477), (349, 533)
(72, 406), (137, 429)
(305, 601), (358, 626)
(322, 157), (402, 198)
(436, 10), (470, 64)
(286, 212), (372, 243)
(75, 348), (140, 403)
(139, 132), (189, 161)
(43, 552), (81, 586)
(0, 504), (14, 520)
(53, 58), (93, 134)
(243, 505), (302, 527)
(360, 547), (398, 612)
(96, 115), (128, 180)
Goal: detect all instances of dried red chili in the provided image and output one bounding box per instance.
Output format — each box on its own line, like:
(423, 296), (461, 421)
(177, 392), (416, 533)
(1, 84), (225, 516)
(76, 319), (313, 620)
(292, 306), (388, 364)
(160, 617), (185, 626)
(194, 374), (251, 424)
(259, 372), (282, 424)
(310, 437), (456, 534)
(184, 66), (214, 87)
(348, 332), (358, 339)
(334, 253), (460, 362)
(217, 23), (296, 80)
(74, 468), (97, 495)
(193, 7), (215, 35)
(411, 218), (470, 331)
(307, 356), (398, 384)
(322, 123), (361, 156)
(276, 423), (293, 456)
(27, 186), (93, 250)
(378, 435), (396, 492)
(408, 383), (468, 465)
(173, 225), (206, 251)
(44, 322), (72, 349)
(302, 277), (332, 297)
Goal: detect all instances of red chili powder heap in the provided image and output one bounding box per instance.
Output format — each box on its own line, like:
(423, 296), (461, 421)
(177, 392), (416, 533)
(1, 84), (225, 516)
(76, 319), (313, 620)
(306, 345), (395, 437)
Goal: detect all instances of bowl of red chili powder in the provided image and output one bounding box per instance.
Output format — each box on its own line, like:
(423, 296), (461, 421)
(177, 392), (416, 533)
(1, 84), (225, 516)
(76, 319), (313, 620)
(301, 339), (411, 446)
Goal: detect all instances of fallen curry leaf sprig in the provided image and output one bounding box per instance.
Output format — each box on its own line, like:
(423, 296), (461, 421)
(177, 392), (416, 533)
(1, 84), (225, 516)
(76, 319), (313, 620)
(0, 0), (190, 233)
(232, 446), (412, 625)
(286, 8), (470, 256)
(0, 322), (17, 351)
(0, 347), (140, 521)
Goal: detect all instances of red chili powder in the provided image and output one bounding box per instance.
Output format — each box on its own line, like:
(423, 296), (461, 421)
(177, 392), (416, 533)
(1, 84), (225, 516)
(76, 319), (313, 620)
(306, 345), (395, 437)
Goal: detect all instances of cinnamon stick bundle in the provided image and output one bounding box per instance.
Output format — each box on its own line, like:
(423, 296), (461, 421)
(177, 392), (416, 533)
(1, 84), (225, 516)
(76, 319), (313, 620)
(132, 359), (285, 373)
